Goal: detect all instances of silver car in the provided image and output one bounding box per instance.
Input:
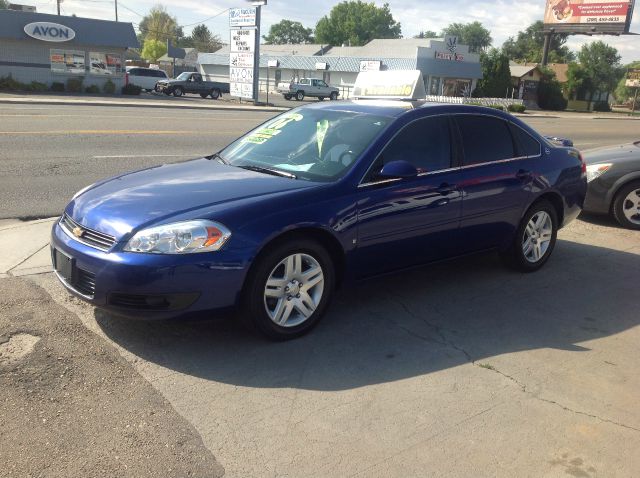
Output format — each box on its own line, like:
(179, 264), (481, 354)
(583, 141), (640, 229)
(125, 67), (168, 91)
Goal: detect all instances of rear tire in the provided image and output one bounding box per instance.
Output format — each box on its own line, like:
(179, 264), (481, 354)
(200, 92), (208, 98)
(295, 91), (304, 101)
(330, 91), (338, 101)
(318, 97), (325, 101)
(211, 88), (221, 99)
(241, 239), (335, 340)
(501, 199), (558, 272)
(612, 180), (640, 230)
(284, 94), (292, 100)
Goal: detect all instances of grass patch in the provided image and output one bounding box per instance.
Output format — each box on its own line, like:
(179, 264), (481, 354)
(478, 363), (496, 371)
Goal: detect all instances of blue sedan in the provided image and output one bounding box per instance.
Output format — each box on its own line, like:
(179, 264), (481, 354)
(51, 101), (587, 339)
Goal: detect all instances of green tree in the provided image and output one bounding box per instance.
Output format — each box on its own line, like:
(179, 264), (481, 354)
(615, 61), (640, 105)
(0, 0), (9, 9)
(414, 30), (438, 39)
(140, 38), (167, 62)
(440, 21), (491, 53)
(263, 20), (314, 44)
(578, 41), (622, 94)
(189, 24), (222, 52)
(502, 21), (574, 63)
(139, 5), (178, 42)
(537, 68), (568, 111)
(315, 1), (401, 47)
(473, 49), (512, 97)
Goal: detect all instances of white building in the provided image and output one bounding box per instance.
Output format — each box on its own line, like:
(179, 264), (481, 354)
(198, 38), (482, 98)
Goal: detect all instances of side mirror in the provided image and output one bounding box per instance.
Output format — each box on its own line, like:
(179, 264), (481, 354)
(378, 160), (419, 179)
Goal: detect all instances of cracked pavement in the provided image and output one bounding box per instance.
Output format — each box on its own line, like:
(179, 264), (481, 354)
(17, 213), (637, 478)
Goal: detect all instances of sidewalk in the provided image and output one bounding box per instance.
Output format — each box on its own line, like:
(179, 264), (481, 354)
(0, 218), (56, 279)
(0, 91), (288, 113)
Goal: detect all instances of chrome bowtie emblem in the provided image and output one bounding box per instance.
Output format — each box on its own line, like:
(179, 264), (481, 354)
(72, 226), (84, 238)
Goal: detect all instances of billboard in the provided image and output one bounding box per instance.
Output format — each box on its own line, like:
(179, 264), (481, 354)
(626, 69), (640, 87)
(543, 0), (635, 34)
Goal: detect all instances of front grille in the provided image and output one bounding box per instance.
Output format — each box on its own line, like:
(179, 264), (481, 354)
(108, 292), (200, 311)
(74, 268), (96, 296)
(60, 214), (116, 251)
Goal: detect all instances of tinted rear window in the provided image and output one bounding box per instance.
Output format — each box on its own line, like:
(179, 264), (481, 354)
(455, 115), (515, 165)
(510, 124), (541, 157)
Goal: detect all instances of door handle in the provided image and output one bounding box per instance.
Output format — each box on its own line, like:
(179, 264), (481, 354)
(433, 198), (450, 207)
(516, 169), (531, 180)
(436, 183), (457, 195)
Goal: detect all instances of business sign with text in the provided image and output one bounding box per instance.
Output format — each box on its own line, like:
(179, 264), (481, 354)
(543, 0), (635, 33)
(229, 7), (257, 27)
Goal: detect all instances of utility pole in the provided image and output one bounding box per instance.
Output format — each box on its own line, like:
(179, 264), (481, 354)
(56, 0), (61, 15)
(115, 0), (118, 21)
(541, 32), (552, 66)
(252, 4), (261, 105)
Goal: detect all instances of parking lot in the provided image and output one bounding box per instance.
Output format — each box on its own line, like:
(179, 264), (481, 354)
(1, 100), (639, 477)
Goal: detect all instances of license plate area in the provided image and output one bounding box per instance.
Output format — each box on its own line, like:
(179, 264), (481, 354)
(53, 248), (75, 282)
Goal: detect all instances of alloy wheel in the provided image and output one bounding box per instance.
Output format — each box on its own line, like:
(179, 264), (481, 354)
(263, 253), (324, 327)
(522, 211), (553, 263)
(622, 188), (640, 225)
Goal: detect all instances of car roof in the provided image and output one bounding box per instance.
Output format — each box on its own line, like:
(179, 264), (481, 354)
(295, 100), (518, 121)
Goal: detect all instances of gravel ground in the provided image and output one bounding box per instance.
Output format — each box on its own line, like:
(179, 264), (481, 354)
(0, 276), (224, 478)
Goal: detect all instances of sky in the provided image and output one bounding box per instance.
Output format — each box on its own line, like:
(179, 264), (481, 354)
(35, 0), (640, 63)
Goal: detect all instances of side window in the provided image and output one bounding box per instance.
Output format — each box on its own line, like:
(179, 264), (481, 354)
(455, 115), (515, 165)
(370, 116), (452, 179)
(319, 81), (328, 87)
(300, 79), (310, 85)
(128, 68), (140, 76)
(139, 69), (151, 77)
(509, 123), (541, 157)
(153, 70), (165, 78)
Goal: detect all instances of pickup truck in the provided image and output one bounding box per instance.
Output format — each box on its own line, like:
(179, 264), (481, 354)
(276, 78), (340, 101)
(155, 72), (230, 99)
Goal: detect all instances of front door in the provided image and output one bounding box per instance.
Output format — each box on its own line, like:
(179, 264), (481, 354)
(356, 116), (463, 277)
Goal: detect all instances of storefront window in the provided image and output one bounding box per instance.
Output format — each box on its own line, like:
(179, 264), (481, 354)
(89, 52), (123, 76)
(443, 79), (472, 97)
(429, 77), (441, 95)
(51, 49), (86, 74)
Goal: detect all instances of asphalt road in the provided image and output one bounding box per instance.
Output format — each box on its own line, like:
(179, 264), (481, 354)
(0, 103), (638, 219)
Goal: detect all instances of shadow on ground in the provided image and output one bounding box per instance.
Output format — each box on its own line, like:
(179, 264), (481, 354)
(95, 239), (639, 391)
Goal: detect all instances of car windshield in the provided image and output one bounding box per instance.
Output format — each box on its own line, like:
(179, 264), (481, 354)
(176, 72), (191, 81)
(221, 110), (390, 182)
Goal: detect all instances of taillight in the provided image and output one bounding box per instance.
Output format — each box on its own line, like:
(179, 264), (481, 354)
(579, 152), (586, 175)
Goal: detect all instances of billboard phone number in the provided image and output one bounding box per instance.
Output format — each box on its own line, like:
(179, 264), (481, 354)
(586, 16), (621, 22)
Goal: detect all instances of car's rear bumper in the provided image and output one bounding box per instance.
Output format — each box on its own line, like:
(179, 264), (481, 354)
(50, 220), (249, 320)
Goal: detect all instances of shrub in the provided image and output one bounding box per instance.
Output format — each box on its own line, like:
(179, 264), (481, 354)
(0, 74), (24, 90)
(50, 82), (65, 92)
(507, 103), (526, 113)
(29, 81), (48, 92)
(66, 77), (84, 93)
(103, 79), (116, 94)
(85, 85), (100, 94)
(537, 78), (567, 111)
(121, 83), (142, 95)
(593, 101), (611, 112)
(489, 104), (504, 110)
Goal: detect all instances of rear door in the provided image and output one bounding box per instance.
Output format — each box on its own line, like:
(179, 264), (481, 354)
(453, 114), (533, 252)
(356, 115), (463, 277)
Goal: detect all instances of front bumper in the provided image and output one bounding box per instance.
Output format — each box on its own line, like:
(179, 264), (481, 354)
(583, 178), (611, 214)
(51, 220), (250, 319)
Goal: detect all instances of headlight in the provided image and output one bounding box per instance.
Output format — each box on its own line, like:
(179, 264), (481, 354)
(586, 163), (612, 183)
(124, 220), (231, 254)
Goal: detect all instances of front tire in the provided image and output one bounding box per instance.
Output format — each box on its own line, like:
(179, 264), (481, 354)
(295, 91), (304, 101)
(502, 199), (558, 272)
(318, 97), (325, 101)
(200, 92), (208, 98)
(284, 94), (292, 100)
(173, 87), (183, 97)
(241, 239), (335, 340)
(330, 91), (338, 101)
(612, 180), (640, 230)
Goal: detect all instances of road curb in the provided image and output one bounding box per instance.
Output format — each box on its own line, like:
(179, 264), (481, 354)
(0, 97), (288, 113)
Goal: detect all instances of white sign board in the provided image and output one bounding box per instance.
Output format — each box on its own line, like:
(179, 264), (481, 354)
(360, 60), (381, 72)
(230, 67), (254, 82)
(230, 28), (255, 53)
(231, 82), (254, 98)
(626, 79), (640, 87)
(352, 70), (426, 100)
(24, 22), (75, 42)
(230, 52), (254, 68)
(229, 7), (257, 27)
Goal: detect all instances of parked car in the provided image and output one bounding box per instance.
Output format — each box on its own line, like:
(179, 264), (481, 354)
(125, 67), (168, 91)
(277, 78), (340, 101)
(51, 102), (586, 340)
(155, 72), (230, 99)
(583, 141), (640, 229)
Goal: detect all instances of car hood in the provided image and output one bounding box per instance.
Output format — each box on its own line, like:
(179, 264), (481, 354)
(67, 158), (317, 239)
(583, 142), (640, 165)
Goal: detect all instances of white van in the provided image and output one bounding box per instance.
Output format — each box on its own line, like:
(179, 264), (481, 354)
(125, 67), (168, 91)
